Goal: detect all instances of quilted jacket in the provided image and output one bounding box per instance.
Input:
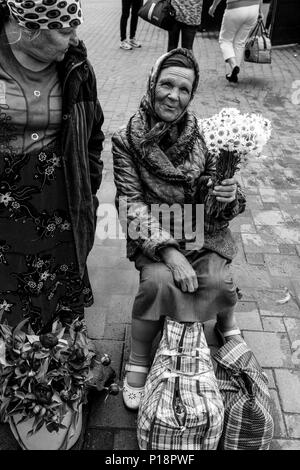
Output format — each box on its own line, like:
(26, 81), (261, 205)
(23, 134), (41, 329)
(112, 122), (246, 262)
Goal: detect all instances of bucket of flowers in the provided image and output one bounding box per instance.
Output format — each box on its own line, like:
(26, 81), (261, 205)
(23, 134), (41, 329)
(199, 108), (272, 218)
(0, 316), (119, 450)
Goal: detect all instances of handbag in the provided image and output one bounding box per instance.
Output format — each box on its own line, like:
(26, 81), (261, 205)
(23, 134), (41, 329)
(138, 0), (176, 31)
(213, 338), (274, 450)
(244, 14), (272, 64)
(137, 319), (224, 450)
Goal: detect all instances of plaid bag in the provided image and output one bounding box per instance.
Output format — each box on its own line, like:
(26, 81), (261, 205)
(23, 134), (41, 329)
(137, 319), (224, 450)
(213, 339), (274, 450)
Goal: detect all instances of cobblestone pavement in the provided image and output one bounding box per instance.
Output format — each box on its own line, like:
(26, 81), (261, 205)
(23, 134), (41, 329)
(1, 0), (300, 451)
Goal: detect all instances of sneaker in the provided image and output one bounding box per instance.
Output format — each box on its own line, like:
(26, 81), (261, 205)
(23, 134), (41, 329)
(120, 40), (132, 50)
(128, 38), (141, 48)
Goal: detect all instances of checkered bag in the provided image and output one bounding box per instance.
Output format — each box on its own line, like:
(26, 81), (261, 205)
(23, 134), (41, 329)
(213, 339), (274, 450)
(137, 319), (224, 450)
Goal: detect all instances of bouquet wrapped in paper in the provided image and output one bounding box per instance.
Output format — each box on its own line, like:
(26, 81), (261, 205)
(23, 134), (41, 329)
(199, 108), (271, 217)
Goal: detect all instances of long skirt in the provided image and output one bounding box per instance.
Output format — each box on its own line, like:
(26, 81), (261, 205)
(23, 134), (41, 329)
(0, 141), (93, 334)
(132, 249), (238, 323)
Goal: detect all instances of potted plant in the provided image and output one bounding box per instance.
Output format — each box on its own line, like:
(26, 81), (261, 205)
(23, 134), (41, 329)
(0, 315), (119, 450)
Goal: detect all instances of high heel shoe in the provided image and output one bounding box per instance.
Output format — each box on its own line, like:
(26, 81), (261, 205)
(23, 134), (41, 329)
(226, 66), (240, 83)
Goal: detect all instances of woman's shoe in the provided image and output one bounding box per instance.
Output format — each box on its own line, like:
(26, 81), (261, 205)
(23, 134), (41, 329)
(214, 323), (243, 345)
(122, 363), (149, 410)
(226, 66), (240, 83)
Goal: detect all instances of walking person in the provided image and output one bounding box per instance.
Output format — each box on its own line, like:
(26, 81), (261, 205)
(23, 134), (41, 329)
(112, 48), (246, 410)
(0, 0), (104, 334)
(120, 0), (143, 50)
(209, 0), (260, 82)
(168, 0), (203, 51)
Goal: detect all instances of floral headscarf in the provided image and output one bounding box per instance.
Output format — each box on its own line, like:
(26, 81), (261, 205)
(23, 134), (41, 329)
(5, 0), (83, 30)
(139, 47), (200, 145)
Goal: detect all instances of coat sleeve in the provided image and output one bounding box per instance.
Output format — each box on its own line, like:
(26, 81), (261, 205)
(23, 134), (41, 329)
(112, 131), (180, 261)
(87, 64), (105, 196)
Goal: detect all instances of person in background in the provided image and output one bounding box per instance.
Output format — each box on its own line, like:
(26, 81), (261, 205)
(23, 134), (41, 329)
(168, 0), (203, 51)
(209, 0), (260, 82)
(120, 0), (143, 50)
(265, 0), (275, 31)
(0, 0), (104, 334)
(112, 48), (246, 410)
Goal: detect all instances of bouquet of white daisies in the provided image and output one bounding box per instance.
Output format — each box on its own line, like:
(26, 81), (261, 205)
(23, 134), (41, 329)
(199, 107), (271, 216)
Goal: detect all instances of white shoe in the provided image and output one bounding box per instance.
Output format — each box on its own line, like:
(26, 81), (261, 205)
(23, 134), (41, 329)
(122, 364), (149, 410)
(128, 38), (141, 48)
(120, 40), (132, 50)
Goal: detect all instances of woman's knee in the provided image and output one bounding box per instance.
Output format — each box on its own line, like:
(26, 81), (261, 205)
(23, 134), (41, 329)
(203, 273), (237, 306)
(140, 264), (173, 297)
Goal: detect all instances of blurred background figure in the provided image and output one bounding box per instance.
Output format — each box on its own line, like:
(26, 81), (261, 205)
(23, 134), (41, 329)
(168, 0), (203, 51)
(120, 0), (143, 50)
(209, 0), (260, 82)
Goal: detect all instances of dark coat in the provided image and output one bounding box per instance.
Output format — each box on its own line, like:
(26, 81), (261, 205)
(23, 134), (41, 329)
(0, 6), (105, 277)
(112, 124), (246, 262)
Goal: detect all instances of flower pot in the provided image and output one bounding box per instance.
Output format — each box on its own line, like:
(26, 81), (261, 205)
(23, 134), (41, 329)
(9, 404), (83, 450)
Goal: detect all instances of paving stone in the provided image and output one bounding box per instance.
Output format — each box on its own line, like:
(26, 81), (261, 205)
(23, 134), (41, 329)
(85, 306), (106, 339)
(113, 430), (139, 450)
(230, 216), (256, 233)
(242, 332), (293, 367)
(245, 252), (265, 265)
(269, 389), (288, 438)
(106, 294), (135, 324)
(241, 233), (279, 254)
(259, 189), (290, 203)
(83, 429), (114, 450)
(262, 317), (286, 333)
(263, 368), (276, 389)
(252, 289), (300, 318)
(246, 194), (264, 209)
(264, 254), (300, 279)
(291, 279), (300, 309)
(92, 339), (124, 379)
(87, 392), (138, 429)
(232, 263), (272, 288)
(257, 225), (300, 248)
(284, 414), (300, 439)
(270, 439), (300, 450)
(252, 210), (286, 226)
(0, 424), (20, 450)
(283, 317), (300, 347)
(275, 370), (300, 413)
(235, 307), (263, 331)
(279, 244), (297, 255)
(103, 323), (126, 342)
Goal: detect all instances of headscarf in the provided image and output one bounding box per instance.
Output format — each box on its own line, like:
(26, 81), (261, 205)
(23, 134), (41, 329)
(126, 48), (202, 183)
(5, 0), (83, 30)
(140, 47), (200, 145)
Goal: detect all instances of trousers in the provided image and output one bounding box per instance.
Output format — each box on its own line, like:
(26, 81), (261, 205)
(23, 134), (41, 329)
(168, 20), (198, 51)
(219, 5), (259, 66)
(120, 0), (143, 41)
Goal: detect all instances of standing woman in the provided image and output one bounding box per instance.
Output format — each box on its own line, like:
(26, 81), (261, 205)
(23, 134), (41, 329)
(168, 0), (203, 52)
(0, 1), (104, 333)
(209, 0), (260, 82)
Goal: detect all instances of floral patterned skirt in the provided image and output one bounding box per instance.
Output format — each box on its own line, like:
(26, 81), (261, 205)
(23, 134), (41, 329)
(0, 141), (93, 333)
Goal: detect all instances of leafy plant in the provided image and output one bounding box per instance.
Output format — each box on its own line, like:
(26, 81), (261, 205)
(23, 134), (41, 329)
(0, 317), (118, 436)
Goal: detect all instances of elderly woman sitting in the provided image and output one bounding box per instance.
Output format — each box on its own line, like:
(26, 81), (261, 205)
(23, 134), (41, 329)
(112, 48), (246, 410)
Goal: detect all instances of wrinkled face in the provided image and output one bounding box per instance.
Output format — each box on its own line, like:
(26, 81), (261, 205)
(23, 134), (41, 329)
(154, 66), (195, 122)
(24, 27), (79, 63)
